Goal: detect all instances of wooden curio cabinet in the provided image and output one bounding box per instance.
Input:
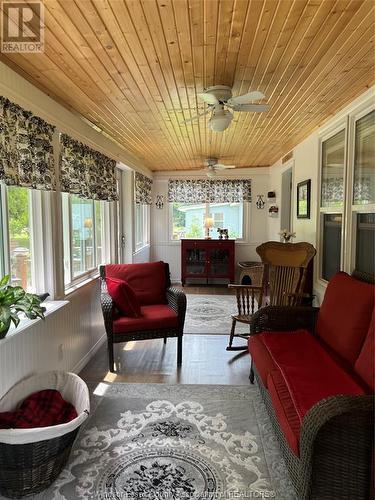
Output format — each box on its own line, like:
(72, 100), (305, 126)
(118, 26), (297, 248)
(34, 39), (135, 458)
(181, 239), (235, 285)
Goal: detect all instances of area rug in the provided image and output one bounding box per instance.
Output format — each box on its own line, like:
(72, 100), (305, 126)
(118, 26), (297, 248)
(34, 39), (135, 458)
(37, 383), (295, 500)
(184, 295), (257, 335)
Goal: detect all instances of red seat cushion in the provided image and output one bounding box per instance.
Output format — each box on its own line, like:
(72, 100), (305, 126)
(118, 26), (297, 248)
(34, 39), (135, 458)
(106, 262), (167, 305)
(113, 304), (178, 333)
(317, 272), (374, 366)
(106, 277), (142, 318)
(257, 330), (365, 455)
(248, 334), (278, 387)
(355, 309), (375, 392)
(267, 370), (301, 456)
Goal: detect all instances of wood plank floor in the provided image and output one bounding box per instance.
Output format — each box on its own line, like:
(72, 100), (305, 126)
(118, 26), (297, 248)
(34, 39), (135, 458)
(79, 335), (250, 387)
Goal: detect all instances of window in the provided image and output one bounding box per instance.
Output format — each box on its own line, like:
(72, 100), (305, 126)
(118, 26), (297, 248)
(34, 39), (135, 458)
(322, 214), (342, 281)
(351, 109), (375, 275)
(62, 194), (109, 287)
(7, 187), (34, 291)
(318, 105), (375, 282)
(355, 213), (374, 275)
(0, 185), (38, 292)
(319, 128), (346, 281)
(171, 202), (244, 240)
(134, 203), (149, 251)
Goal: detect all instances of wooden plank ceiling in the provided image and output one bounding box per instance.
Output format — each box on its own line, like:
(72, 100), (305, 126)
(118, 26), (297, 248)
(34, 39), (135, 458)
(1, 0), (374, 171)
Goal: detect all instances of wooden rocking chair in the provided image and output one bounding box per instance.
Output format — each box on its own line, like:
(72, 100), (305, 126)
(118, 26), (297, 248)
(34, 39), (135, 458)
(226, 241), (316, 351)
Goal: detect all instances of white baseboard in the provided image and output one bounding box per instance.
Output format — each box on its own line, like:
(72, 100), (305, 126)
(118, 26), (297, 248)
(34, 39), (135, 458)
(72, 333), (107, 374)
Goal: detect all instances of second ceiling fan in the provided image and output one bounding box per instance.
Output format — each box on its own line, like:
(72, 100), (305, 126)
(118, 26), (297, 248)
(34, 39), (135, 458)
(184, 85), (269, 132)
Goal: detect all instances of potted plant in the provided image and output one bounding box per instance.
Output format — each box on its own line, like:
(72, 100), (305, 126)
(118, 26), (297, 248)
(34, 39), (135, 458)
(0, 275), (46, 339)
(278, 229), (296, 243)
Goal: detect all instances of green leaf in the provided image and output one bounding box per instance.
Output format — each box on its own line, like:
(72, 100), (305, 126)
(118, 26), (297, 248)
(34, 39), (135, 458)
(0, 275), (10, 287)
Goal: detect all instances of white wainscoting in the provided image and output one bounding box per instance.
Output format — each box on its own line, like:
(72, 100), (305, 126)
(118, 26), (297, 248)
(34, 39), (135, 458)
(0, 279), (105, 398)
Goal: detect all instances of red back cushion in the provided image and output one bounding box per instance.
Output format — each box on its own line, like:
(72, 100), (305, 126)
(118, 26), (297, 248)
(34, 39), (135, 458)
(105, 262), (167, 305)
(106, 277), (142, 317)
(317, 272), (375, 366)
(354, 309), (375, 392)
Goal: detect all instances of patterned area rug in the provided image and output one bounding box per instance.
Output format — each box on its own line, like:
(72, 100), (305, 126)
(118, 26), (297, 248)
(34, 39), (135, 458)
(36, 383), (295, 500)
(184, 295), (257, 335)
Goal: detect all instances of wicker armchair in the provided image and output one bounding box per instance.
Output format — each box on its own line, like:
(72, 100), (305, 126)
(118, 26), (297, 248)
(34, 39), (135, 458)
(100, 263), (186, 372)
(249, 271), (375, 500)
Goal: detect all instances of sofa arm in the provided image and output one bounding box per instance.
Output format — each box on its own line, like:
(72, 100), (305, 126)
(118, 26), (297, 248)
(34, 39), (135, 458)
(299, 395), (374, 499)
(250, 306), (320, 335)
(167, 287), (187, 331)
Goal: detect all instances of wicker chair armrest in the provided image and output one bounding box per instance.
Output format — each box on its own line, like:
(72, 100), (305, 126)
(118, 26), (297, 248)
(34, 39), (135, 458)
(167, 287), (187, 330)
(250, 306), (320, 335)
(100, 290), (114, 334)
(299, 394), (374, 494)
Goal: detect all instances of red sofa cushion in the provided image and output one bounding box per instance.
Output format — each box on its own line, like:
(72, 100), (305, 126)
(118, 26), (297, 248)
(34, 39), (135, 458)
(355, 309), (375, 392)
(258, 330), (365, 455)
(267, 370), (301, 456)
(248, 334), (278, 387)
(106, 277), (142, 318)
(113, 304), (178, 333)
(105, 262), (167, 305)
(316, 272), (374, 366)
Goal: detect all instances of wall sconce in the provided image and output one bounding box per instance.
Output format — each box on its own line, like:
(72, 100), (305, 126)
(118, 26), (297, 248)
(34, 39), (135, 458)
(155, 195), (164, 209)
(256, 195), (265, 209)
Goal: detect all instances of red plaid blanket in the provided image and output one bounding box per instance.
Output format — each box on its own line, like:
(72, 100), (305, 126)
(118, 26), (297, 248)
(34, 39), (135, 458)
(0, 389), (77, 429)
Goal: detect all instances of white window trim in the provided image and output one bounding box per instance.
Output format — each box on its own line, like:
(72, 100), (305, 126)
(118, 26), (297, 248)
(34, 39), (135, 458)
(316, 119), (348, 287)
(62, 194), (110, 291)
(168, 201), (249, 242)
(316, 100), (375, 288)
(134, 203), (150, 252)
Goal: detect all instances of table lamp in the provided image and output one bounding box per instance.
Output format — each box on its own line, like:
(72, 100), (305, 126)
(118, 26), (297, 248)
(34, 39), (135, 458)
(204, 217), (214, 239)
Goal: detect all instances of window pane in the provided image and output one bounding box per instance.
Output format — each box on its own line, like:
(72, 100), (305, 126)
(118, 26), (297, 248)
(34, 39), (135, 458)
(322, 213), (342, 281)
(321, 129), (346, 207)
(356, 213), (375, 275)
(135, 204), (143, 247)
(172, 202), (243, 240)
(95, 200), (104, 265)
(62, 193), (71, 286)
(7, 186), (34, 291)
(353, 110), (375, 205)
(71, 196), (94, 277)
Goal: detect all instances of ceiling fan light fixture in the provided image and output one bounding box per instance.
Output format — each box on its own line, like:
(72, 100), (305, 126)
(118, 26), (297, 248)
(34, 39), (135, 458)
(208, 110), (233, 132)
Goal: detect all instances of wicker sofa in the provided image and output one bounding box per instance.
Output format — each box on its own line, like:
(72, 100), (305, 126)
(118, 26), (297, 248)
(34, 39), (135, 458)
(248, 271), (374, 500)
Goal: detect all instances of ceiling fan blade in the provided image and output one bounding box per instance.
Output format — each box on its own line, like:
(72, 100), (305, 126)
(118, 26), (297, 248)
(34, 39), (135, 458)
(215, 164), (236, 169)
(230, 103), (269, 112)
(182, 108), (211, 124)
(197, 93), (219, 105)
(227, 90), (265, 106)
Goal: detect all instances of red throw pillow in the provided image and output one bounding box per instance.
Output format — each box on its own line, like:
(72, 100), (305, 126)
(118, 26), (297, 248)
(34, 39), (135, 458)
(106, 277), (142, 317)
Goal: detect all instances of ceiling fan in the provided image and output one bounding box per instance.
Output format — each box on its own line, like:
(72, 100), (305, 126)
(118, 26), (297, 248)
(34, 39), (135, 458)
(204, 158), (236, 177)
(184, 85), (269, 132)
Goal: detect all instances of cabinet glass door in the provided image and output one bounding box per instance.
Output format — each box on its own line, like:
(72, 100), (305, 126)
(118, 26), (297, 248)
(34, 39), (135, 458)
(210, 248), (230, 276)
(185, 248), (207, 275)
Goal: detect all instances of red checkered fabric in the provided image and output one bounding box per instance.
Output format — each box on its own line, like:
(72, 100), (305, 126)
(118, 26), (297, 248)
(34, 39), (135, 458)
(0, 389), (77, 429)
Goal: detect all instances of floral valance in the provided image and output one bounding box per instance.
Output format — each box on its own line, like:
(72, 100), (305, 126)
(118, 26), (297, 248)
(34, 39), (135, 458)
(0, 96), (56, 191)
(60, 134), (118, 201)
(135, 171), (152, 205)
(168, 179), (252, 203)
